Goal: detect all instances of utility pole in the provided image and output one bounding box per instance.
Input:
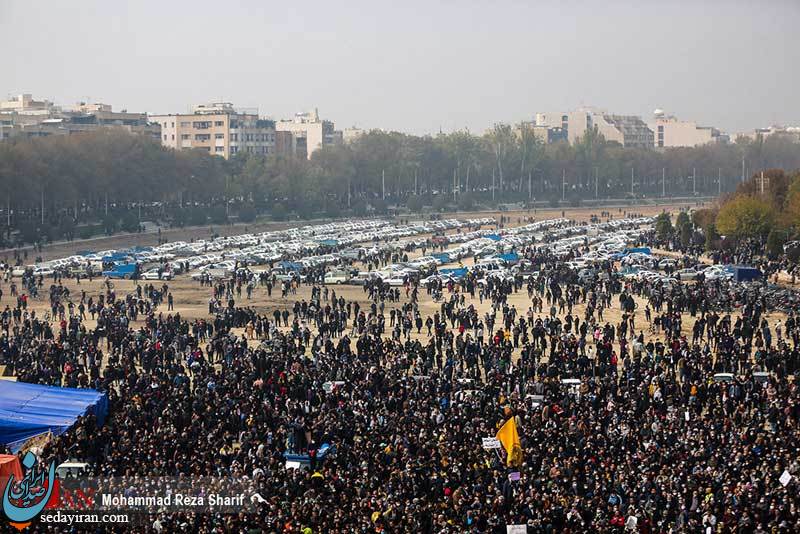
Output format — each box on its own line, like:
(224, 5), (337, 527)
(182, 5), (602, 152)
(528, 171), (532, 200)
(662, 167), (666, 197)
(561, 169), (566, 201)
(382, 169), (385, 200)
(693, 168), (696, 196)
(741, 156), (745, 183)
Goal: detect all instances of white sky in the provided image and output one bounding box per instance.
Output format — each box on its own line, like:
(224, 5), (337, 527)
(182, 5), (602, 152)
(1, 0), (798, 135)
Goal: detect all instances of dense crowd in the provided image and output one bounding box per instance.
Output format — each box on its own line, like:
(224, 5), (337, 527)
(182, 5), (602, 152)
(0, 221), (798, 533)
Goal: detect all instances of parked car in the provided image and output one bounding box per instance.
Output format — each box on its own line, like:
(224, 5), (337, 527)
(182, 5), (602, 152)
(142, 268), (174, 280)
(324, 269), (351, 284)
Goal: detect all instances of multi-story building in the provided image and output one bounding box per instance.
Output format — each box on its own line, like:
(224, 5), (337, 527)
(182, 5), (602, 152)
(342, 126), (365, 144)
(149, 102), (276, 159)
(534, 107), (654, 148)
(0, 95), (159, 140)
(276, 108), (340, 159)
(737, 125), (800, 144)
(649, 109), (722, 148)
(0, 94), (59, 116)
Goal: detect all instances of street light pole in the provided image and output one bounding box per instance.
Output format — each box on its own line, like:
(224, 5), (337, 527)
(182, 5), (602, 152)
(631, 167), (634, 198)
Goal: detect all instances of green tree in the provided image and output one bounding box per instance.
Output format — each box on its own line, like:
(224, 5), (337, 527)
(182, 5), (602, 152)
(704, 223), (720, 251)
(766, 229), (787, 259)
(716, 196), (774, 241)
(655, 213), (673, 240)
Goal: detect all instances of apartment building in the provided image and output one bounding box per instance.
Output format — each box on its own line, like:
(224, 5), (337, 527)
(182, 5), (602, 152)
(276, 108), (340, 159)
(0, 95), (159, 140)
(649, 109), (722, 148)
(150, 102), (276, 159)
(535, 107), (653, 148)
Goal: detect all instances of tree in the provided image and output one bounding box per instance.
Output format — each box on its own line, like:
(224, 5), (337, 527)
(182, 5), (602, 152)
(238, 203), (257, 223)
(766, 229), (787, 259)
(715, 196), (774, 241)
(691, 208), (717, 229)
(655, 213), (673, 240)
(406, 195), (424, 213)
(704, 223), (720, 251)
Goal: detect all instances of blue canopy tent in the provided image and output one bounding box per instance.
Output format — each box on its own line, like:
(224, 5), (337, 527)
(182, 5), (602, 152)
(432, 253), (451, 264)
(0, 382), (108, 452)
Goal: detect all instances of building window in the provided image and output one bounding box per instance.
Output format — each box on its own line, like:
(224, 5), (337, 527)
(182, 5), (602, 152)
(215, 146), (224, 153)
(171, 134), (175, 140)
(230, 134), (238, 141)
(230, 146), (238, 154)
(163, 135), (167, 141)
(195, 134), (211, 141)
(180, 122), (190, 127)
(215, 121), (224, 126)
(171, 122), (175, 128)
(193, 121), (211, 129)
(181, 134), (190, 140)
(215, 133), (224, 139)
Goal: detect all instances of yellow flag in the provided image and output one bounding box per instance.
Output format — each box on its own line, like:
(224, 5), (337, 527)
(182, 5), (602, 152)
(496, 417), (522, 466)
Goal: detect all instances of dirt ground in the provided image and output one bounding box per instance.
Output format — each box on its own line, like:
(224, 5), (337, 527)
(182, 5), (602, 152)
(4, 201), (786, 373)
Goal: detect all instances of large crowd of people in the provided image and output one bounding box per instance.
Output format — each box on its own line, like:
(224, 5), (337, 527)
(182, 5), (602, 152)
(0, 216), (799, 533)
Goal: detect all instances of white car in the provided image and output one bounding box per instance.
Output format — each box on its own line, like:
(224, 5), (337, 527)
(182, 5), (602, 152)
(142, 269), (174, 280)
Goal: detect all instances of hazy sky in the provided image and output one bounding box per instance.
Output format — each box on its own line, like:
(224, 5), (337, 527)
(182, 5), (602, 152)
(2, 0), (798, 135)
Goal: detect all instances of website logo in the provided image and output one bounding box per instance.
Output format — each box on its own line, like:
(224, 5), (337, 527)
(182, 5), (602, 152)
(2, 452), (56, 531)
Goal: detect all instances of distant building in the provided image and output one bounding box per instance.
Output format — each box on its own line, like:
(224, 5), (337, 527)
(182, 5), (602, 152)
(514, 122), (567, 144)
(0, 94), (59, 116)
(149, 102), (276, 159)
(342, 126), (365, 144)
(534, 107), (654, 148)
(737, 125), (800, 144)
(649, 109), (723, 148)
(276, 108), (341, 158)
(0, 95), (159, 140)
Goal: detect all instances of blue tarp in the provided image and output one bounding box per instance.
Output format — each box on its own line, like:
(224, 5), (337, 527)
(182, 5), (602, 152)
(318, 239), (339, 247)
(433, 253), (451, 263)
(0, 381), (108, 452)
(485, 234), (502, 242)
(440, 267), (468, 278)
(498, 252), (519, 263)
(624, 247), (652, 255)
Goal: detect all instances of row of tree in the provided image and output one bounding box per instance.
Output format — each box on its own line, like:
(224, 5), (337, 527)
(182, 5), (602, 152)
(659, 169), (800, 257)
(1, 126), (800, 245)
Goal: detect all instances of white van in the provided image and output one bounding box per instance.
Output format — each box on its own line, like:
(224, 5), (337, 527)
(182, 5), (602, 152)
(324, 269), (351, 285)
